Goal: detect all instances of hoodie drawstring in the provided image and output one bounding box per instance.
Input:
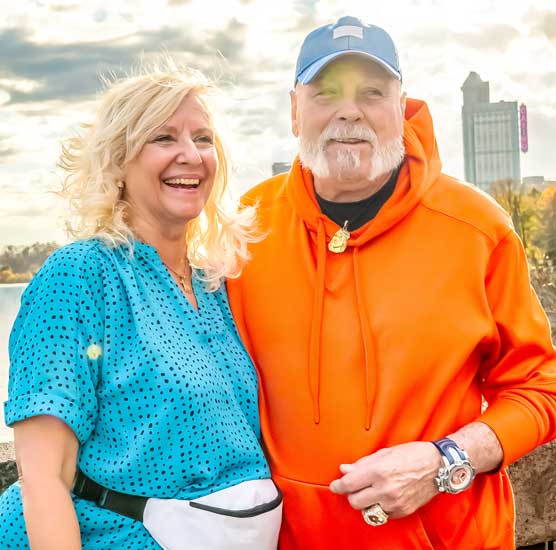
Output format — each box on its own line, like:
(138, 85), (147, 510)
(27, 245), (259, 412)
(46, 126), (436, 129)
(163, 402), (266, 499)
(308, 219), (327, 424)
(352, 247), (376, 430)
(308, 221), (376, 429)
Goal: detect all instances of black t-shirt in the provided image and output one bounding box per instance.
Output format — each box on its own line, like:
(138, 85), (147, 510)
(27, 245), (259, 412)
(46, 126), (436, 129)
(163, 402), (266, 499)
(315, 168), (400, 231)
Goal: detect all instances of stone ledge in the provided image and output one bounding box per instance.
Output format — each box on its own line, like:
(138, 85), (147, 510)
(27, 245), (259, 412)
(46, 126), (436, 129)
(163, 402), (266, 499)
(1, 440), (555, 546)
(0, 441), (15, 463)
(509, 441), (556, 546)
(0, 460), (17, 493)
(0, 441), (17, 495)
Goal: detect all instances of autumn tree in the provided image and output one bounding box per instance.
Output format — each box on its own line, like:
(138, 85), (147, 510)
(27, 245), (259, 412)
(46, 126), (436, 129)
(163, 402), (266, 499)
(490, 179), (538, 257)
(534, 185), (556, 262)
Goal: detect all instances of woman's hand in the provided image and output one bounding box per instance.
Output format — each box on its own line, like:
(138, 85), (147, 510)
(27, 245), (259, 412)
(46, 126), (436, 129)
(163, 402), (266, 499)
(14, 415), (81, 550)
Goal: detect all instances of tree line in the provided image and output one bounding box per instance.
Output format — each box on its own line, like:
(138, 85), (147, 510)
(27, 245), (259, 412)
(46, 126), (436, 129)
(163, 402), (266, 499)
(0, 242), (59, 284)
(490, 180), (556, 337)
(491, 180), (556, 263)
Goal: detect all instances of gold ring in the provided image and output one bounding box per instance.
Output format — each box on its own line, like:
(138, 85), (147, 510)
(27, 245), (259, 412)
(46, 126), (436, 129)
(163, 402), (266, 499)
(362, 503), (389, 526)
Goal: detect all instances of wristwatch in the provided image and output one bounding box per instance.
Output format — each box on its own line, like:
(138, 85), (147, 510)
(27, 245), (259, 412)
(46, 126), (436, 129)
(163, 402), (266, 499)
(431, 437), (475, 494)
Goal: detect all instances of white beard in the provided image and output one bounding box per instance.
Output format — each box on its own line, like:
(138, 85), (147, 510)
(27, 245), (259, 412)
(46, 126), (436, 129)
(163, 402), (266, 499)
(299, 123), (405, 182)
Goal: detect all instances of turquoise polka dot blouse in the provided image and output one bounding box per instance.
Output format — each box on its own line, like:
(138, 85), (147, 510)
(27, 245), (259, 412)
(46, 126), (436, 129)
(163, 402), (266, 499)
(0, 239), (269, 549)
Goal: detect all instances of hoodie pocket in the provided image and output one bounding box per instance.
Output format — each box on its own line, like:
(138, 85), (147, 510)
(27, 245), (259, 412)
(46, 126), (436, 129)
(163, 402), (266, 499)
(274, 473), (434, 550)
(418, 491), (483, 550)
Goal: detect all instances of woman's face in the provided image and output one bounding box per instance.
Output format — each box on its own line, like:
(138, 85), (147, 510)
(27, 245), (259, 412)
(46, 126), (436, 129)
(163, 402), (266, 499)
(124, 92), (217, 236)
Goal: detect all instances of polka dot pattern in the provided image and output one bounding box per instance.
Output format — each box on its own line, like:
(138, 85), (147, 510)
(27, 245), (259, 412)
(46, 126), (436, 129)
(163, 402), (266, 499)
(0, 239), (269, 548)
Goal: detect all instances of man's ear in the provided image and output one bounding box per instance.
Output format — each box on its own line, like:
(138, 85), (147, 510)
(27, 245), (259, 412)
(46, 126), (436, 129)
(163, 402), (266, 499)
(400, 91), (407, 118)
(290, 90), (299, 137)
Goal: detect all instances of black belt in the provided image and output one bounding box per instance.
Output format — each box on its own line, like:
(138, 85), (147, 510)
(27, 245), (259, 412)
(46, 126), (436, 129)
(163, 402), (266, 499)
(72, 470), (147, 522)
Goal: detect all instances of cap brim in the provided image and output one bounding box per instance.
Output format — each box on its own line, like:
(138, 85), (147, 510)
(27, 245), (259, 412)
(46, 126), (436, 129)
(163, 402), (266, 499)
(296, 50), (401, 85)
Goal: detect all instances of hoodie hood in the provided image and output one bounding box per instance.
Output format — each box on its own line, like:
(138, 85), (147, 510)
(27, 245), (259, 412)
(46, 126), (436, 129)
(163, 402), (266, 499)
(284, 98), (442, 428)
(286, 97), (442, 246)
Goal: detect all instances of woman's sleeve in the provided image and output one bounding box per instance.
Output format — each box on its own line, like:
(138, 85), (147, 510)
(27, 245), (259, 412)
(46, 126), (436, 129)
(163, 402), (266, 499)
(4, 243), (105, 444)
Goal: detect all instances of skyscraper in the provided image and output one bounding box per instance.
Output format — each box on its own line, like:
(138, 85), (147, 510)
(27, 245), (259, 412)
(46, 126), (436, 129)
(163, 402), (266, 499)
(461, 72), (521, 191)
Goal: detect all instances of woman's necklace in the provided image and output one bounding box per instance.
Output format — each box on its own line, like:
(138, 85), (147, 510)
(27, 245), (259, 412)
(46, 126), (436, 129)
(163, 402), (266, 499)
(164, 262), (193, 294)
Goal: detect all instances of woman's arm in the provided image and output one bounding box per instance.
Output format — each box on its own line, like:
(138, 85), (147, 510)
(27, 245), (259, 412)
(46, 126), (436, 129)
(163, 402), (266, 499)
(14, 415), (81, 550)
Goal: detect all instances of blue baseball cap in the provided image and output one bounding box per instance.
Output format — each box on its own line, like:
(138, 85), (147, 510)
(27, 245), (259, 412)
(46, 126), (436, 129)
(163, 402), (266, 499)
(295, 16), (402, 85)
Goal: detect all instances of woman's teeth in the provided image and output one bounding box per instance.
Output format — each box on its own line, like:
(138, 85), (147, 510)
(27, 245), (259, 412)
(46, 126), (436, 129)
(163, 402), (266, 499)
(163, 178), (200, 188)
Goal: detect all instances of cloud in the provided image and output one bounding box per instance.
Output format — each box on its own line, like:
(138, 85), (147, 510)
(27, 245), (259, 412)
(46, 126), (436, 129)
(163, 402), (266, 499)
(540, 72), (556, 88)
(0, 147), (19, 160)
(0, 134), (19, 160)
(0, 24), (250, 106)
(526, 8), (556, 41)
(405, 24), (520, 52)
(229, 91), (291, 138)
(209, 18), (247, 62)
(283, 12), (323, 34)
(0, 28), (129, 104)
(292, 0), (318, 18)
(93, 8), (109, 23)
(2, 204), (59, 218)
(48, 4), (80, 12)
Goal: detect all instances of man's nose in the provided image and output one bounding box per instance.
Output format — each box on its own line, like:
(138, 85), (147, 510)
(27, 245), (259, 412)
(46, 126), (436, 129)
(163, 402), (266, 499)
(176, 139), (202, 165)
(336, 99), (363, 123)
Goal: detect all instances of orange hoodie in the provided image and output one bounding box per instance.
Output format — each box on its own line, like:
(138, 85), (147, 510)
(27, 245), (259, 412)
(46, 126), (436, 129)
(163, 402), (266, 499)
(228, 98), (556, 550)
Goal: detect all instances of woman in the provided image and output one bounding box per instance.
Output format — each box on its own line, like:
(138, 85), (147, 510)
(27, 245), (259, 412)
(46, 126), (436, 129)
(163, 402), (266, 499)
(0, 63), (281, 549)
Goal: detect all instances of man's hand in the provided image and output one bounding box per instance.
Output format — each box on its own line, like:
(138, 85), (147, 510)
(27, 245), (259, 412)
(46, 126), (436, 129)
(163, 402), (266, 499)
(329, 441), (442, 518)
(329, 422), (503, 519)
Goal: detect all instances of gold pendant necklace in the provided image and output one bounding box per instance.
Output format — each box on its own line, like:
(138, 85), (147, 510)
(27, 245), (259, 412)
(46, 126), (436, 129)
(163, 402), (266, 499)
(175, 274), (193, 294)
(165, 263), (193, 294)
(328, 220), (350, 253)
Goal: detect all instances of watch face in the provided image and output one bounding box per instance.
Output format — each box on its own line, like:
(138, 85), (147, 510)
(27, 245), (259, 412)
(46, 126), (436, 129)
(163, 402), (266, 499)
(448, 464), (474, 492)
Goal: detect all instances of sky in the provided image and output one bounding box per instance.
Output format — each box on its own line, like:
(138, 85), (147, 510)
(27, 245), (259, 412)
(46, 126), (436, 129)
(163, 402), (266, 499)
(0, 0), (555, 246)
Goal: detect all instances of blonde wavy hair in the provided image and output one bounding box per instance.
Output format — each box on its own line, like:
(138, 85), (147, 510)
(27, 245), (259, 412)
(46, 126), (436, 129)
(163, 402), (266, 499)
(59, 61), (257, 291)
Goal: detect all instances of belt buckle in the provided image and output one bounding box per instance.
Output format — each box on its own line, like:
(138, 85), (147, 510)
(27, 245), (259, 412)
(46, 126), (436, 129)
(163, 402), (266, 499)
(97, 487), (110, 508)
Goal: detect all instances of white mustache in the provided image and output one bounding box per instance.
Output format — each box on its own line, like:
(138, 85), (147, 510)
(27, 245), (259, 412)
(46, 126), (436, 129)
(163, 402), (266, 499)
(319, 124), (378, 148)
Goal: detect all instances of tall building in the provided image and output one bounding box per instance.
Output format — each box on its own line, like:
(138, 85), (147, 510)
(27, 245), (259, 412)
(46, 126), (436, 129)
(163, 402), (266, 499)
(461, 72), (521, 191)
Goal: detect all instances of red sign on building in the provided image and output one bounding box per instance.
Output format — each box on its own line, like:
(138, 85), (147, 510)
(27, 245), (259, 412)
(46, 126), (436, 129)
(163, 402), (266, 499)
(520, 103), (528, 153)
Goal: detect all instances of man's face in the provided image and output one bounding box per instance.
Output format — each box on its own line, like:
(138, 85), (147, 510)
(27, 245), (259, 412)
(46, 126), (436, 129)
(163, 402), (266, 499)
(291, 55), (406, 200)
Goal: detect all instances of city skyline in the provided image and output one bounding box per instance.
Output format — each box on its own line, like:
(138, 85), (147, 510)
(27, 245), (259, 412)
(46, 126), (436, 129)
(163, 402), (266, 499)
(1, 0), (555, 246)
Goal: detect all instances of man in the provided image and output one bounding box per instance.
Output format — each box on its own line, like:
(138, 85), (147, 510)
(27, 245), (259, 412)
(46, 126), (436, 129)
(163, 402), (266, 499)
(228, 16), (556, 549)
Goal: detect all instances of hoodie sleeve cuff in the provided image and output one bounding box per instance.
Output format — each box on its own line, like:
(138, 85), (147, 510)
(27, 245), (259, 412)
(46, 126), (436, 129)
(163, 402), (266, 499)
(478, 399), (542, 469)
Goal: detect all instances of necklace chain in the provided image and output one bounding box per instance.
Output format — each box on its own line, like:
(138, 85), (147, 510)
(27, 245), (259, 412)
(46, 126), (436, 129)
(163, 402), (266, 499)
(164, 262), (193, 294)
